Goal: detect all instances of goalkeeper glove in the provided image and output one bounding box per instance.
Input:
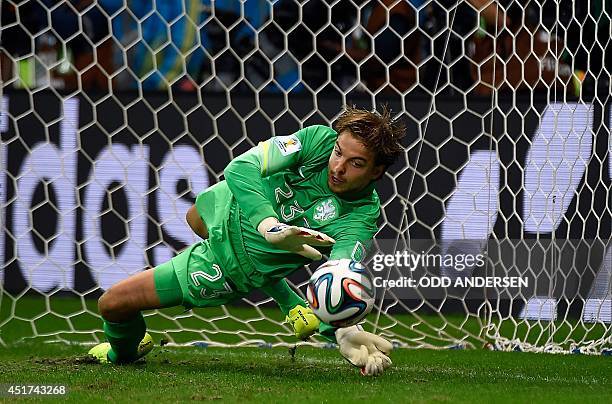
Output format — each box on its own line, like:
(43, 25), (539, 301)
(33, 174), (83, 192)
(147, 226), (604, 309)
(336, 325), (393, 377)
(285, 304), (320, 340)
(257, 217), (335, 260)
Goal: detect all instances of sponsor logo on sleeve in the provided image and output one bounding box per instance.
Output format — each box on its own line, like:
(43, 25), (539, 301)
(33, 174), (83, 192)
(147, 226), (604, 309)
(273, 135), (302, 156)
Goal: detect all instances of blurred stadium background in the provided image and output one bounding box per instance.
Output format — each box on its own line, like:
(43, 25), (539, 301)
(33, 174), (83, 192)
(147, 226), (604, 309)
(0, 0), (610, 356)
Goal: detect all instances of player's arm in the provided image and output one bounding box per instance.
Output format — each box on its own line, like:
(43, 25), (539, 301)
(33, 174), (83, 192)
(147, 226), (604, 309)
(224, 126), (336, 259)
(260, 279), (320, 340)
(267, 273), (393, 376)
(322, 211), (394, 376)
(259, 215), (380, 341)
(335, 325), (393, 377)
(224, 125), (332, 230)
(328, 213), (378, 262)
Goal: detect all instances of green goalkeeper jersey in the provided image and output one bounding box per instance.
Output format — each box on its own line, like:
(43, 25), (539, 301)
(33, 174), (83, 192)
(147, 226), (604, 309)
(224, 125), (380, 282)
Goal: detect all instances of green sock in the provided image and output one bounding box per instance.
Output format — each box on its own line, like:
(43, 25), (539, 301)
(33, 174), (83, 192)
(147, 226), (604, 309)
(103, 313), (146, 364)
(277, 292), (307, 316)
(260, 280), (307, 316)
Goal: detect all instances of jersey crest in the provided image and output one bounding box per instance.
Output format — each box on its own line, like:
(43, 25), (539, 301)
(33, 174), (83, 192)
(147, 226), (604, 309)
(273, 135), (302, 156)
(313, 198), (338, 223)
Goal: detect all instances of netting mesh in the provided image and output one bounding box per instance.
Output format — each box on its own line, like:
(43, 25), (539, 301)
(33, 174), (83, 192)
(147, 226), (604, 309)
(0, 0), (610, 353)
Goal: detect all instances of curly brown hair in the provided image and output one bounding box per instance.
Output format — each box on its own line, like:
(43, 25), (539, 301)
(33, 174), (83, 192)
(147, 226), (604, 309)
(333, 105), (406, 168)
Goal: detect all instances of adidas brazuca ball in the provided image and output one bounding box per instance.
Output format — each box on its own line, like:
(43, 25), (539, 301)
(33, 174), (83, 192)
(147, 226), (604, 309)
(306, 259), (375, 327)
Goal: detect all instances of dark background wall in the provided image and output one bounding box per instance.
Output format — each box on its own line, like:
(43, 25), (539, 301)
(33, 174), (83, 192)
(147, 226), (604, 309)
(1, 90), (610, 320)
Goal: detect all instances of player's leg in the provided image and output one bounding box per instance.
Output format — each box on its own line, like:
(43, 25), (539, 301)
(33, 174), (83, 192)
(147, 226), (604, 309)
(92, 261), (183, 363)
(260, 278), (320, 339)
(94, 186), (218, 363)
(91, 188), (214, 364)
(98, 203), (205, 324)
(186, 204), (208, 239)
(98, 268), (162, 322)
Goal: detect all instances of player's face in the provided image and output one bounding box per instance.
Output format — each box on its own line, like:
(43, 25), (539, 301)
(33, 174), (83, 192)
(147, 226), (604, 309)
(327, 131), (384, 196)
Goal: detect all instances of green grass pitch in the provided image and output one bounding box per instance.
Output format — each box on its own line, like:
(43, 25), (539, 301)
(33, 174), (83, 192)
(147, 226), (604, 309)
(1, 343), (611, 403)
(1, 296), (611, 403)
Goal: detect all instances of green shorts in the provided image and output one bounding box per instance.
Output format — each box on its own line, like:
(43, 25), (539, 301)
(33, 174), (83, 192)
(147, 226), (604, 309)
(153, 242), (247, 309)
(153, 181), (259, 309)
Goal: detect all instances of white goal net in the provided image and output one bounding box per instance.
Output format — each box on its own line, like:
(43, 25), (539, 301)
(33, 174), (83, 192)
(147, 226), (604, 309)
(0, 0), (610, 354)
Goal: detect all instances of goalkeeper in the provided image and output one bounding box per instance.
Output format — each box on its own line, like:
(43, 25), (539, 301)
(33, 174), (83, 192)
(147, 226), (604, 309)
(89, 106), (405, 376)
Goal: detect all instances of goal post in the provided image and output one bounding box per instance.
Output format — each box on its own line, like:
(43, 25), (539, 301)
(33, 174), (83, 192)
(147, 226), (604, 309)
(0, 0), (610, 354)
